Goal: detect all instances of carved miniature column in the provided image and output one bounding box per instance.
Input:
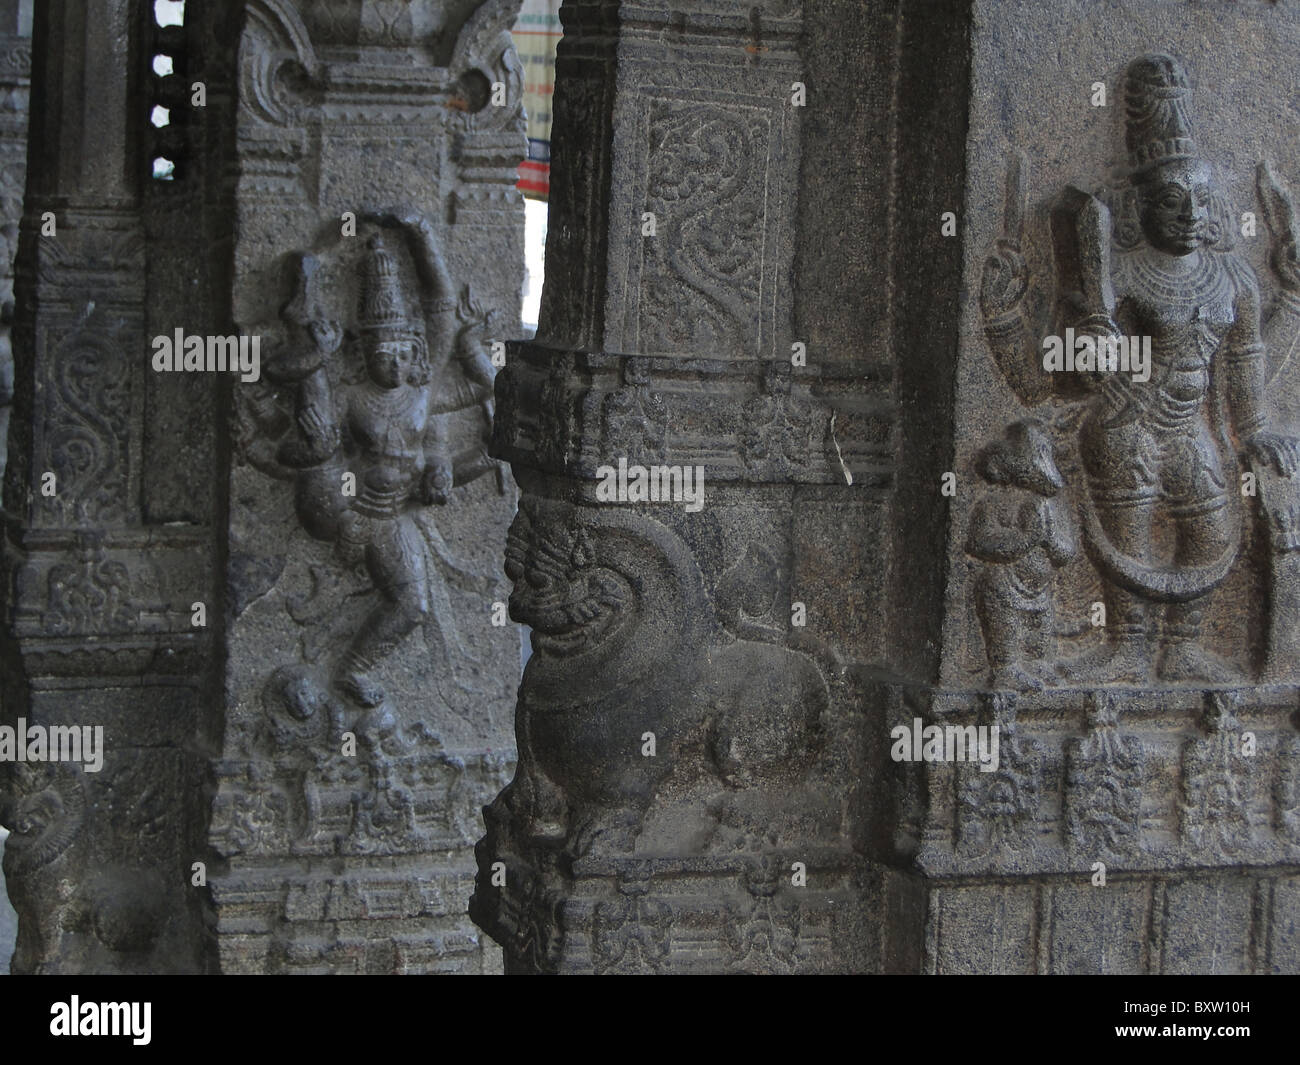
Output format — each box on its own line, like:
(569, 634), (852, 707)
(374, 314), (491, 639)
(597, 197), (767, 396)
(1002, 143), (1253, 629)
(471, 0), (893, 973)
(0, 0), (234, 973)
(208, 0), (525, 974)
(885, 3), (1300, 973)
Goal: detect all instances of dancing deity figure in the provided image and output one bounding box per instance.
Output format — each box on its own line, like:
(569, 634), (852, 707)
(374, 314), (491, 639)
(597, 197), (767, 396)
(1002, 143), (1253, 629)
(267, 209), (500, 708)
(981, 54), (1300, 685)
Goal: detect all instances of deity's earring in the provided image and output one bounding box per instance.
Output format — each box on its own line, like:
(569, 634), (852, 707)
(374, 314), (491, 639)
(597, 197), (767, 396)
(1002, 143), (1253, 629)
(1203, 190), (1233, 250)
(1097, 183), (1143, 251)
(409, 336), (431, 385)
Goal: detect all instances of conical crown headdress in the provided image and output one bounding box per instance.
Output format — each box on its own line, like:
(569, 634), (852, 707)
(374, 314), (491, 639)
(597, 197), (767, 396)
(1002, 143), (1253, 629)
(1124, 53), (1199, 175)
(358, 233), (416, 337)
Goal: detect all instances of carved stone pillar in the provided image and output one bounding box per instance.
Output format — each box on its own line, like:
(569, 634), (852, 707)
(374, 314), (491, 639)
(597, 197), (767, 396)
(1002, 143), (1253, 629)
(208, 0), (525, 974)
(0, 0), (30, 487)
(890, 2), (1300, 973)
(471, 0), (892, 973)
(0, 0), (235, 973)
(475, 0), (1300, 975)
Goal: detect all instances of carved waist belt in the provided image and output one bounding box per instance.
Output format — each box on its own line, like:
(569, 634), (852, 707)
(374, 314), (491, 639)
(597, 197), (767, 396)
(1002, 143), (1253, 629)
(353, 483), (407, 518)
(1148, 398), (1203, 428)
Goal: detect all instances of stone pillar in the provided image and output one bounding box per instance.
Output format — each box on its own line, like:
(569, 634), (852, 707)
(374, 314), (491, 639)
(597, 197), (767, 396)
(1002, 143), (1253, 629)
(0, 0), (234, 973)
(207, 0), (525, 974)
(474, 0), (1300, 974)
(883, 0), (1300, 973)
(471, 0), (892, 973)
(0, 0), (30, 486)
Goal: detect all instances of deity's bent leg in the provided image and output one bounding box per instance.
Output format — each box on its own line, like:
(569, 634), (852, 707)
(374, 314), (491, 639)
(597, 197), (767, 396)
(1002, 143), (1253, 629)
(293, 459), (348, 542)
(336, 515), (430, 707)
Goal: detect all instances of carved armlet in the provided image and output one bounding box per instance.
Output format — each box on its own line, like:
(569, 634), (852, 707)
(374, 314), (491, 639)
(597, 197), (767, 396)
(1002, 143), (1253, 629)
(1225, 340), (1266, 365)
(1224, 343), (1268, 440)
(1277, 289), (1300, 313)
(983, 307), (1052, 405)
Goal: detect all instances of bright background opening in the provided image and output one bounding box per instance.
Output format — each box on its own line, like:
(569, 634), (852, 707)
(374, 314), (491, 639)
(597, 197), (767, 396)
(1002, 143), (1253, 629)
(153, 0), (185, 27)
(521, 198), (547, 335)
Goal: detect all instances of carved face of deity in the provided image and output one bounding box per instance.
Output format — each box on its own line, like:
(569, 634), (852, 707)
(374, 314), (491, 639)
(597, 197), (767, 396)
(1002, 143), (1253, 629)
(364, 335), (418, 390)
(1137, 159), (1213, 256)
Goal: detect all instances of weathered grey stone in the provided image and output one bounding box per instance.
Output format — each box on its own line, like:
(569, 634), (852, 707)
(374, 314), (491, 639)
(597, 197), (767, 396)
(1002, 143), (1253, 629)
(471, 0), (1300, 974)
(0, 0), (231, 974)
(0, 1), (29, 491)
(470, 0), (884, 974)
(209, 0), (525, 974)
(0, 0), (524, 975)
(4, 0), (1300, 978)
(0, 828), (16, 970)
(890, 0), (1300, 973)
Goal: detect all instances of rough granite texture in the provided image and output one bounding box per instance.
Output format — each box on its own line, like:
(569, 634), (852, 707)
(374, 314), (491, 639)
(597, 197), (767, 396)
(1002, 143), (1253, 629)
(1, 0), (1299, 976)
(470, 0), (1300, 973)
(0, 0), (523, 975)
(211, 0), (526, 975)
(0, 829), (15, 971)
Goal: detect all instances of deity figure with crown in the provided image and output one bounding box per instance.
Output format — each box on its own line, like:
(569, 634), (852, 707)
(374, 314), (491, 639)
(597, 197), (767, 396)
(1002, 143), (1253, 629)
(978, 53), (1300, 688)
(258, 208), (504, 712)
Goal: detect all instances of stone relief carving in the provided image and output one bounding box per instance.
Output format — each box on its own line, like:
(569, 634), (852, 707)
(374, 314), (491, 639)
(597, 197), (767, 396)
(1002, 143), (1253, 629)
(723, 862), (803, 973)
(484, 497), (828, 857)
(977, 53), (1300, 689)
(591, 873), (674, 974)
(1179, 692), (1259, 858)
(236, 209), (503, 732)
(212, 0), (526, 974)
(0, 24), (27, 491)
(1064, 693), (1144, 853)
(636, 97), (774, 358)
(40, 320), (134, 528)
(45, 549), (147, 635)
(217, 206), (521, 896)
(965, 419), (1076, 690)
(740, 361), (814, 479)
(1, 754), (197, 973)
(1277, 726), (1300, 845)
(471, 483), (844, 969)
(957, 693), (1043, 856)
(600, 355), (668, 465)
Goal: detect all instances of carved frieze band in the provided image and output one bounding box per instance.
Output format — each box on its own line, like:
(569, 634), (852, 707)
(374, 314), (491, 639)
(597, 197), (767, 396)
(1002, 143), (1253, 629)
(893, 686), (1300, 876)
(493, 343), (893, 486)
